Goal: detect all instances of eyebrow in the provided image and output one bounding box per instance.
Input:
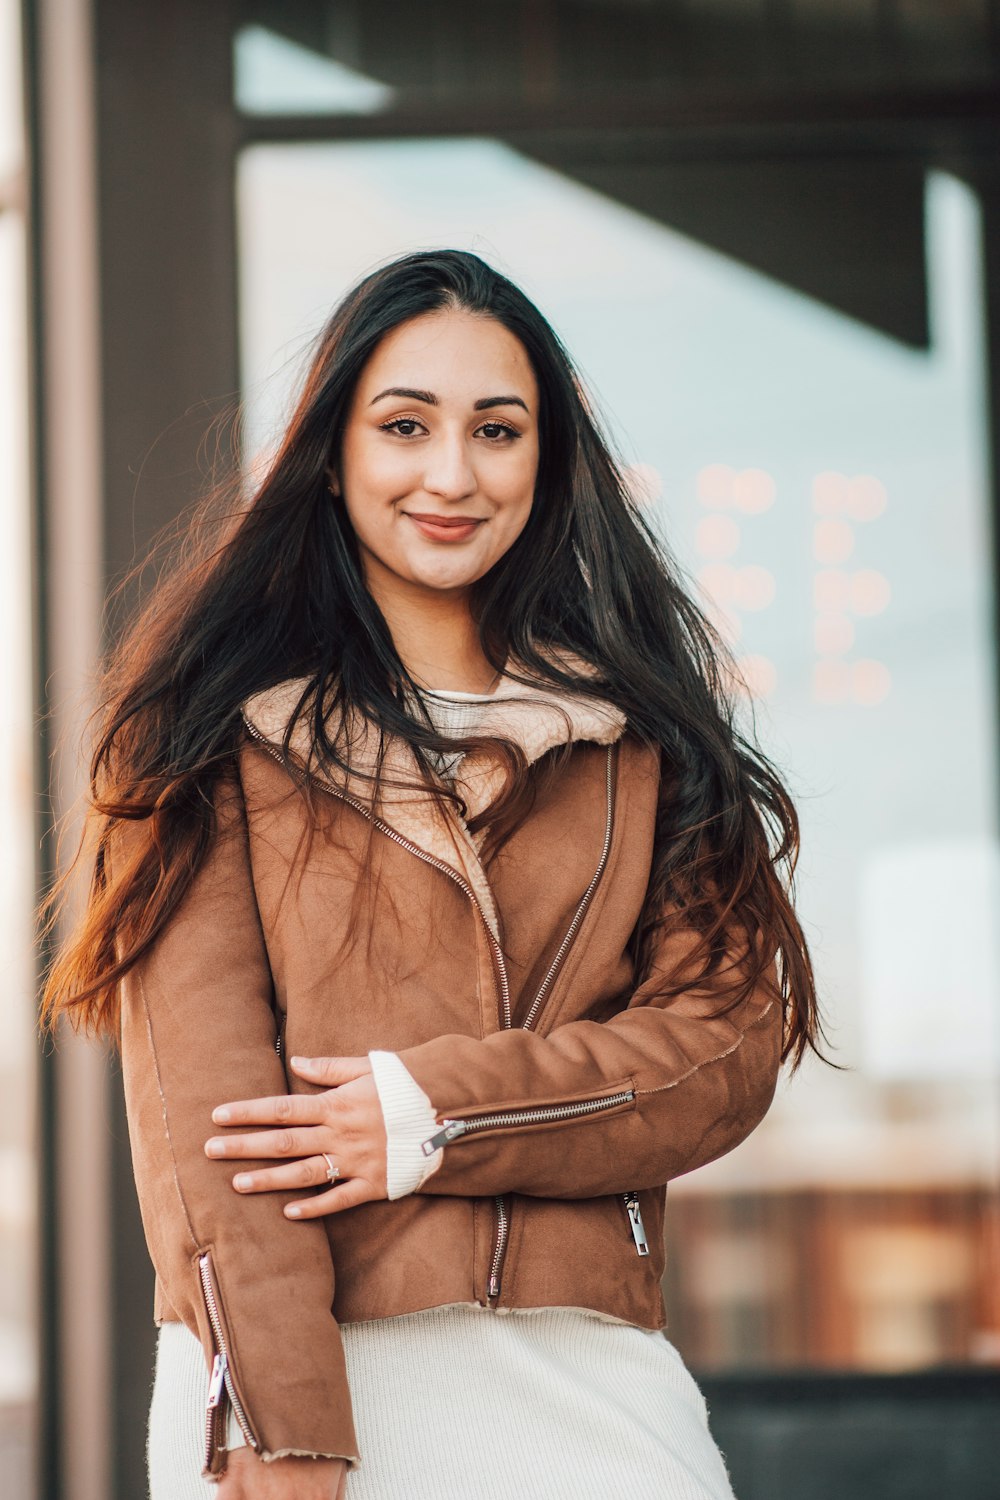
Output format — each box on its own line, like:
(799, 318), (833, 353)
(368, 387), (530, 413)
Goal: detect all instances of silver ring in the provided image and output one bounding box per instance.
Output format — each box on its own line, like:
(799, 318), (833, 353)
(321, 1153), (340, 1184)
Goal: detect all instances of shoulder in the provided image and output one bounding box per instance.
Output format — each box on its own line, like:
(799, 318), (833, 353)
(241, 677), (316, 744)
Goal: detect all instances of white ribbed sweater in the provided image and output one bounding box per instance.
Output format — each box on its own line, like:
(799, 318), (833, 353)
(146, 686), (736, 1498)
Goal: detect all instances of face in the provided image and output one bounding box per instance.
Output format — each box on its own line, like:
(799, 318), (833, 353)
(335, 308), (539, 602)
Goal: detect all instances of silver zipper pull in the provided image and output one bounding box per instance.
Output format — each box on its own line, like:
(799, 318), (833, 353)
(421, 1119), (468, 1155)
(624, 1192), (649, 1256)
(207, 1352), (228, 1408)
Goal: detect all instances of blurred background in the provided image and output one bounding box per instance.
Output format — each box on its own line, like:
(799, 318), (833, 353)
(2, 2), (999, 1497)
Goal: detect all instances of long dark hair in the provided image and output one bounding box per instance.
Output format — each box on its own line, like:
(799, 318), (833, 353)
(40, 248), (822, 1064)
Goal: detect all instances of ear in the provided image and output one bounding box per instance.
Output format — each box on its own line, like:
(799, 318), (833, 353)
(325, 466), (341, 498)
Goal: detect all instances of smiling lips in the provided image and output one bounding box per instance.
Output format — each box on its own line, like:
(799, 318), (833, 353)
(405, 512), (485, 543)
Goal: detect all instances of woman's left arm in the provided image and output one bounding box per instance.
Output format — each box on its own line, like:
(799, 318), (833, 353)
(217, 923), (782, 1210)
(391, 924), (783, 1201)
(395, 906), (785, 1200)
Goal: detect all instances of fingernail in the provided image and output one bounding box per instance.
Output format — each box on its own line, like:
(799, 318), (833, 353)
(206, 1140), (225, 1157)
(234, 1174), (252, 1191)
(290, 1057), (308, 1069)
(285, 1204), (302, 1218)
(212, 1107), (231, 1123)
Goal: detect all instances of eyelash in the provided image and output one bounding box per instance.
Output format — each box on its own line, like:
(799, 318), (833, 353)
(378, 416), (521, 442)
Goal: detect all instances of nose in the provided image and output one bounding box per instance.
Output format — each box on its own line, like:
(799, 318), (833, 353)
(422, 431), (477, 502)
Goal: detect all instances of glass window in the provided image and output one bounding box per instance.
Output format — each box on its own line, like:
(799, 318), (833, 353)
(234, 25), (394, 116)
(236, 137), (999, 1374)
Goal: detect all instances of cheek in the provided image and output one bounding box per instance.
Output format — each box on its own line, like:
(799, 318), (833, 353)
(339, 436), (415, 548)
(342, 430), (413, 501)
(489, 443), (538, 523)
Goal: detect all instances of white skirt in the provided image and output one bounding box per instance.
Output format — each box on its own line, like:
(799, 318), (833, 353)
(148, 1304), (736, 1499)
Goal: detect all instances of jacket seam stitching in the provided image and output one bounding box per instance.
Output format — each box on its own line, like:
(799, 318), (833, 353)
(633, 996), (777, 1099)
(532, 739), (626, 1037)
(138, 971), (201, 1258)
(231, 757), (284, 1020)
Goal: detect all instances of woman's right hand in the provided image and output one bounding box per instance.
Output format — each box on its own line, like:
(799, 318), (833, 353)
(218, 1448), (348, 1498)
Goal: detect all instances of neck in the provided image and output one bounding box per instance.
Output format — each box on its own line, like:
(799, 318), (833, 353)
(365, 568), (500, 694)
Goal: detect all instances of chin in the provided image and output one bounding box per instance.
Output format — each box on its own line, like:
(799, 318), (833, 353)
(399, 549), (494, 593)
(409, 565), (486, 593)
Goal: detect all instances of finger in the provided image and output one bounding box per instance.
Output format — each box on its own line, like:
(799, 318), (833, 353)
(285, 1176), (378, 1220)
(211, 1093), (327, 1127)
(290, 1055), (372, 1086)
(205, 1126), (329, 1161)
(232, 1156), (341, 1195)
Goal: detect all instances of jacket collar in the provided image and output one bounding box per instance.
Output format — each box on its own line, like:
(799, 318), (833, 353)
(241, 653), (626, 943)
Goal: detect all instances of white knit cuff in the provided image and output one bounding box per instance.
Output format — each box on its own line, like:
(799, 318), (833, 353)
(225, 1402), (247, 1450)
(368, 1050), (445, 1199)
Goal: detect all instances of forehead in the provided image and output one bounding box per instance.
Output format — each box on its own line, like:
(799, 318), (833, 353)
(355, 309), (537, 405)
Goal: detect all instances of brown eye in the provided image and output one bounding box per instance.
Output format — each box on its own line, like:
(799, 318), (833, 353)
(477, 421), (519, 442)
(380, 417), (426, 438)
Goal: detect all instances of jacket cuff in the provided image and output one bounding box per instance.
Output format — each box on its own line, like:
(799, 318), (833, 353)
(368, 1050), (444, 1198)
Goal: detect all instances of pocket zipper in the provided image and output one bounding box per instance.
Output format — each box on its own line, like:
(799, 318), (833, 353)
(199, 1252), (259, 1472)
(420, 1086), (636, 1155)
(622, 1190), (650, 1256)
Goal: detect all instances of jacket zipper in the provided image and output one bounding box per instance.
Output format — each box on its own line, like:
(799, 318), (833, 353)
(488, 1196), (509, 1299)
(474, 743), (617, 1300)
(416, 743), (645, 1265)
(622, 1190), (650, 1255)
(243, 722), (631, 1294)
(198, 1252), (258, 1471)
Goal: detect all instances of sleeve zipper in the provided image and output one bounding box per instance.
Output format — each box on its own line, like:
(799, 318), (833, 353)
(198, 1251), (259, 1474)
(420, 1086), (636, 1155)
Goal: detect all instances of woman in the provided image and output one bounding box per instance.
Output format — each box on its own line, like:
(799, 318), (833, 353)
(42, 249), (820, 1499)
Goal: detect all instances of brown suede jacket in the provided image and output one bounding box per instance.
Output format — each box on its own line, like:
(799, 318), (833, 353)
(119, 666), (783, 1477)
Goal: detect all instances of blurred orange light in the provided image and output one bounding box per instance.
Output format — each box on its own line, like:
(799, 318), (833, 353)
(814, 518), (856, 565)
(852, 658), (891, 704)
(733, 468), (776, 515)
(734, 564), (776, 610)
(851, 569), (891, 615)
(695, 514), (741, 559)
(847, 474), (888, 522)
(737, 654), (777, 699)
